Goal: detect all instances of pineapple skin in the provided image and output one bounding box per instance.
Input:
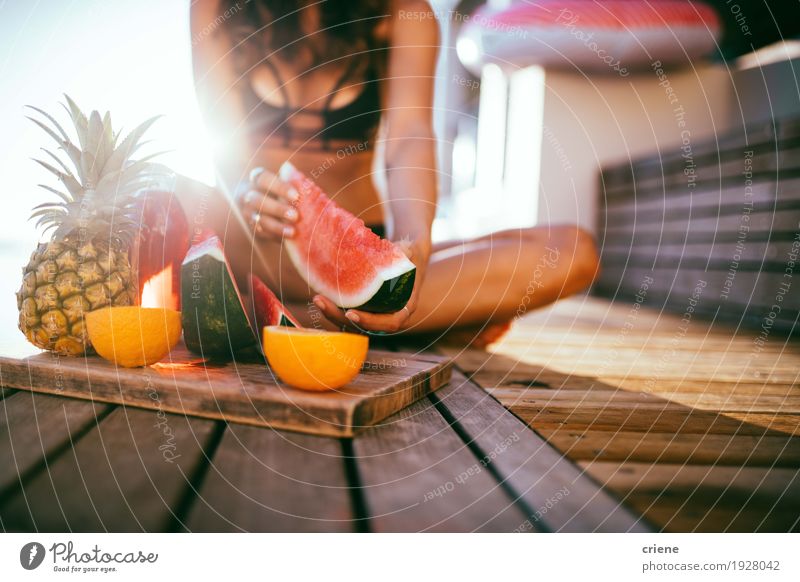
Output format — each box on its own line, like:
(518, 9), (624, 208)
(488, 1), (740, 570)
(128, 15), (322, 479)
(16, 237), (135, 356)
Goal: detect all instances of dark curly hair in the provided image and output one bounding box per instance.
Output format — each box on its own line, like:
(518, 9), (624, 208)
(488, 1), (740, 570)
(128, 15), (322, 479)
(222, 0), (389, 72)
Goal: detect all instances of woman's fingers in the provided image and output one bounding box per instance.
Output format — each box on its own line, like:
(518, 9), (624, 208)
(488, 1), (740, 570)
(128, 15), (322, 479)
(344, 285), (418, 333)
(253, 213), (295, 239)
(312, 295), (355, 330)
(241, 190), (298, 223)
(253, 168), (299, 203)
(344, 307), (411, 333)
(311, 294), (415, 334)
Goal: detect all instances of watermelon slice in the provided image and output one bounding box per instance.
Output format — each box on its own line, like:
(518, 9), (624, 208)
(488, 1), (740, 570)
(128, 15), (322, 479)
(247, 274), (301, 330)
(181, 235), (259, 357)
(279, 162), (416, 313)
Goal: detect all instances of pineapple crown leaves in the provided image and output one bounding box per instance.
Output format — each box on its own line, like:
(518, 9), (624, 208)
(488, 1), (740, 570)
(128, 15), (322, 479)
(26, 94), (165, 245)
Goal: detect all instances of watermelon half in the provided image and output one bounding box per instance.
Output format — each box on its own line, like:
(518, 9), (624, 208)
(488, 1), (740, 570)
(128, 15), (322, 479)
(181, 235), (259, 357)
(279, 162), (416, 313)
(247, 274), (301, 329)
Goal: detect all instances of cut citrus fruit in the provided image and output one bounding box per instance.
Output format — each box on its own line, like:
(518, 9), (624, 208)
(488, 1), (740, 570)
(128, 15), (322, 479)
(263, 326), (368, 391)
(86, 307), (182, 367)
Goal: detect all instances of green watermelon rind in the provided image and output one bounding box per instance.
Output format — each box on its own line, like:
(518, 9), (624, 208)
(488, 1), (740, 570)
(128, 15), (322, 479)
(181, 245), (258, 357)
(354, 268), (416, 313)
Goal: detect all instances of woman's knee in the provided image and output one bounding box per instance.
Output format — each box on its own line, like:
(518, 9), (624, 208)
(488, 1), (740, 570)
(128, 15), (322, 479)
(550, 225), (600, 292)
(522, 225), (600, 293)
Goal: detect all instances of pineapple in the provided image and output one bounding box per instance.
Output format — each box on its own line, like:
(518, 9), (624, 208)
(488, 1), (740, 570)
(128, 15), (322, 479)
(16, 96), (161, 356)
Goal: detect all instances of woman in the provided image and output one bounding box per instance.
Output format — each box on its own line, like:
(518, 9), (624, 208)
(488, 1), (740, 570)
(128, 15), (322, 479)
(184, 0), (599, 339)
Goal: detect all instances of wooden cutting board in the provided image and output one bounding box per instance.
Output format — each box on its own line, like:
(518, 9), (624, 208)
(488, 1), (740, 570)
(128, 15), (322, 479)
(0, 344), (452, 437)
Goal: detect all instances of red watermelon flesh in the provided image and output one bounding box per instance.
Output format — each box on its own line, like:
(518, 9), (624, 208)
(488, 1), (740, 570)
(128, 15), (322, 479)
(133, 189), (190, 309)
(279, 162), (416, 313)
(248, 274), (301, 330)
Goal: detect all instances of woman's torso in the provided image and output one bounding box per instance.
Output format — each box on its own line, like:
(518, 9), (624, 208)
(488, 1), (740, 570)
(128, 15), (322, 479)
(240, 30), (388, 225)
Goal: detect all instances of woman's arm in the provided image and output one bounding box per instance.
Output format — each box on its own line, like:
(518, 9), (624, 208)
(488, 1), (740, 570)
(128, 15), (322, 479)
(383, 0), (439, 249)
(314, 0), (440, 333)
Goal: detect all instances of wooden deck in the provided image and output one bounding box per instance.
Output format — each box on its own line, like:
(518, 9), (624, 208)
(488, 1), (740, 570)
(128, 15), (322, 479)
(440, 296), (800, 532)
(0, 322), (646, 532)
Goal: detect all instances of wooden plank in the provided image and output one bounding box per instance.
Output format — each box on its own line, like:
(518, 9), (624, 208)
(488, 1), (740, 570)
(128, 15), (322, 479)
(0, 406), (216, 532)
(473, 369), (800, 397)
(512, 404), (800, 435)
(498, 325), (800, 352)
(187, 424), (352, 532)
(541, 429), (800, 466)
(488, 388), (800, 414)
(485, 343), (800, 376)
(0, 346), (452, 437)
(464, 335), (798, 396)
(353, 395), (529, 532)
(442, 345), (800, 385)
(0, 391), (110, 496)
(581, 462), (800, 532)
(433, 372), (649, 532)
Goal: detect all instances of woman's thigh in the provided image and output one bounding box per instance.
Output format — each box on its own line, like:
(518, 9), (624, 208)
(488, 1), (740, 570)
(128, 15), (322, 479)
(406, 225), (598, 332)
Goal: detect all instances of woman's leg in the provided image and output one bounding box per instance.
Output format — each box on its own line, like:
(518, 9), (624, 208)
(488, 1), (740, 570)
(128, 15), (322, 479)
(404, 225), (600, 333)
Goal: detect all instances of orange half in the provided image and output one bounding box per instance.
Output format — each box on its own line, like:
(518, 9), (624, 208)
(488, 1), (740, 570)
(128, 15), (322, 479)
(86, 306), (182, 368)
(262, 326), (369, 391)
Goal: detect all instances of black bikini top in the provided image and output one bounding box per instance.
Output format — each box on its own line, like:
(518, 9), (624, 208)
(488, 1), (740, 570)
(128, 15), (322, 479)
(242, 50), (383, 151)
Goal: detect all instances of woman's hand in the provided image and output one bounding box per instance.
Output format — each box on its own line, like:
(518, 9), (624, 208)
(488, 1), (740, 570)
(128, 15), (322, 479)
(313, 237), (431, 334)
(238, 167), (299, 240)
